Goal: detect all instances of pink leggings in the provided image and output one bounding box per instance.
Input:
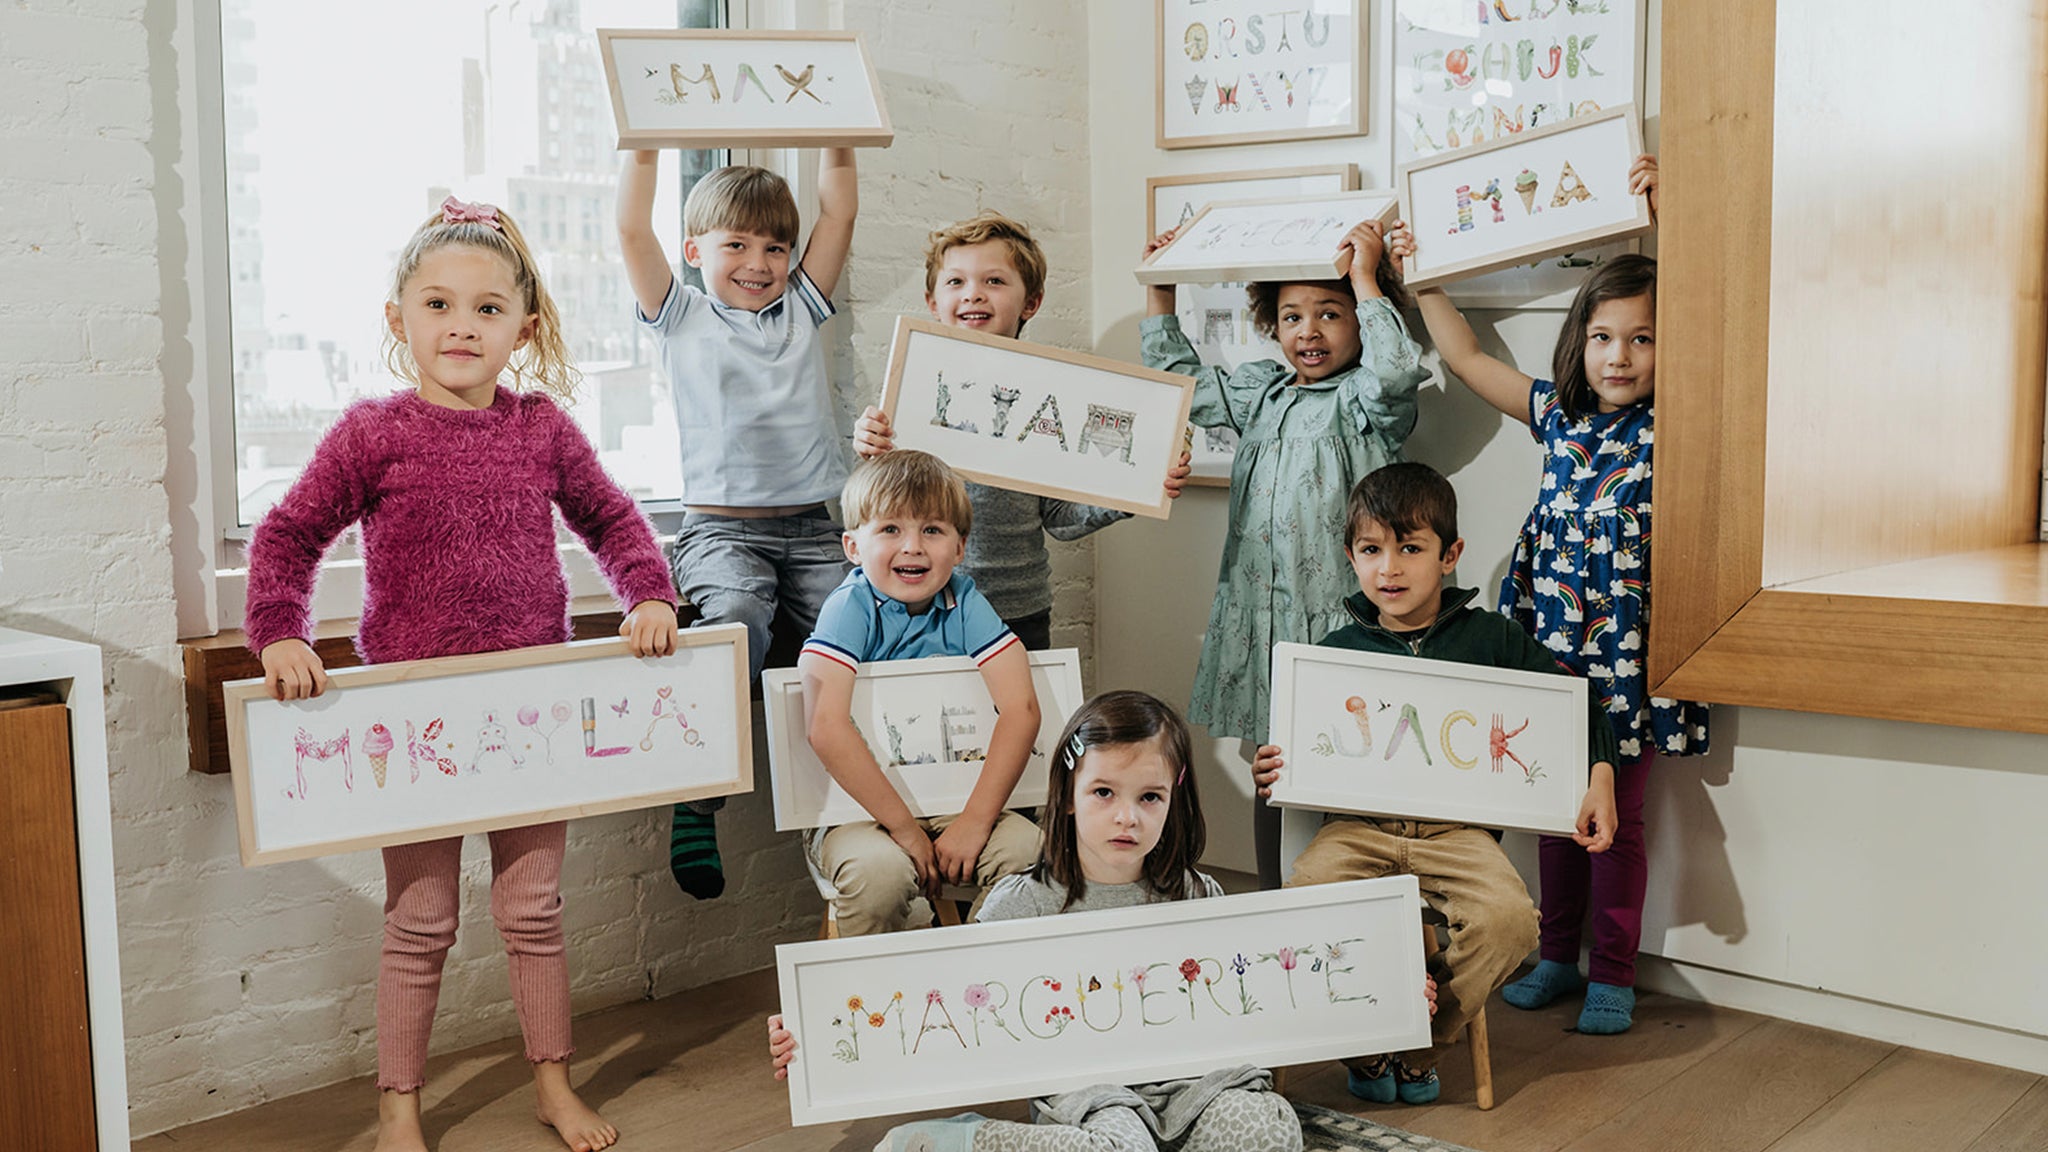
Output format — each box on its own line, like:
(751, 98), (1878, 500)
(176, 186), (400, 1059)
(1536, 752), (1651, 987)
(377, 821), (572, 1091)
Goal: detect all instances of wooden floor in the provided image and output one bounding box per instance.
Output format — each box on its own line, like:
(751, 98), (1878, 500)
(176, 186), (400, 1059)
(137, 968), (2048, 1152)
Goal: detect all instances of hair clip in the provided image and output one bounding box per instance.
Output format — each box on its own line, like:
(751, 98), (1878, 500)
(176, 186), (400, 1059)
(1067, 732), (1086, 763)
(441, 195), (502, 231)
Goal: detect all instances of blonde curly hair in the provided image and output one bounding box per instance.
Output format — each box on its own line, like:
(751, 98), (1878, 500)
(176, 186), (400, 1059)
(382, 201), (579, 403)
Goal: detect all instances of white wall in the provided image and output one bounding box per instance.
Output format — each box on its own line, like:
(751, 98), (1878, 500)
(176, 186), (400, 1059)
(0, 0), (1093, 1137)
(1087, 0), (2048, 1074)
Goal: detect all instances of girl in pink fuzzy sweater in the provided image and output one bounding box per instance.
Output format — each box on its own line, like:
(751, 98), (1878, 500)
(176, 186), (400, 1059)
(244, 197), (677, 1152)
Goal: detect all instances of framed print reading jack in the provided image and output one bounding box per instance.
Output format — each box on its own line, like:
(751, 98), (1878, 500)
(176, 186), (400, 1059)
(224, 627), (751, 866)
(776, 876), (1430, 1125)
(598, 28), (893, 149)
(1156, 0), (1368, 150)
(879, 317), (1196, 520)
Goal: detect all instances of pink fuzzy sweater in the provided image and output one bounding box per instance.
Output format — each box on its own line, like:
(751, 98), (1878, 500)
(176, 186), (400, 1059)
(244, 387), (675, 665)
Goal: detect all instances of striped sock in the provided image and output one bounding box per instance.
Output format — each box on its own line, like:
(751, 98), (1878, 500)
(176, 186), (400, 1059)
(669, 802), (725, 900)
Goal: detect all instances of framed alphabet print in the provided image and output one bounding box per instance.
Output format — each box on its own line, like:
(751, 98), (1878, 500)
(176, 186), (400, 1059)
(1265, 641), (1590, 835)
(1157, 0), (1367, 150)
(1135, 190), (1399, 286)
(598, 29), (893, 149)
(777, 876), (1431, 1124)
(761, 650), (1086, 831)
(1396, 105), (1649, 291)
(1149, 166), (1360, 485)
(224, 627), (750, 866)
(879, 317), (1196, 520)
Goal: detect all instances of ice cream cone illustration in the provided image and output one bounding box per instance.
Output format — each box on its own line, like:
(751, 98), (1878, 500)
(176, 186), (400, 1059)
(1516, 168), (1540, 214)
(365, 723), (393, 788)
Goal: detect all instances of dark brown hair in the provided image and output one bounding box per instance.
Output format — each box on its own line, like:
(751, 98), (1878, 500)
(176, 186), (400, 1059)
(1033, 690), (1206, 909)
(1551, 253), (1657, 420)
(1346, 462), (1459, 554)
(1247, 249), (1413, 340)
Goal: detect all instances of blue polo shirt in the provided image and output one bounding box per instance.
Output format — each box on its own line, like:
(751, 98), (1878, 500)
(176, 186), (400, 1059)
(640, 268), (847, 507)
(801, 568), (1019, 670)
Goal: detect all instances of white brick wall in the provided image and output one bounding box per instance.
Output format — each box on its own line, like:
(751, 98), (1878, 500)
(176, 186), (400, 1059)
(0, 0), (1092, 1136)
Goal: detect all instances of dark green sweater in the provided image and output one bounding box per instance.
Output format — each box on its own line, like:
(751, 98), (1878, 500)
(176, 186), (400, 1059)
(1319, 586), (1620, 769)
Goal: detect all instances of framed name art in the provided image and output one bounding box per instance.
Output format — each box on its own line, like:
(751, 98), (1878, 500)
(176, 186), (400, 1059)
(1156, 0), (1367, 150)
(598, 28), (893, 149)
(1396, 104), (1650, 291)
(224, 627), (751, 865)
(761, 650), (1087, 831)
(879, 317), (1195, 520)
(777, 876), (1431, 1124)
(1136, 189), (1400, 286)
(1265, 641), (1590, 835)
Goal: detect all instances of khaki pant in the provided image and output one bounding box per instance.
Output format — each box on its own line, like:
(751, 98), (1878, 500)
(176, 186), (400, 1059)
(1286, 816), (1537, 1066)
(817, 810), (1040, 936)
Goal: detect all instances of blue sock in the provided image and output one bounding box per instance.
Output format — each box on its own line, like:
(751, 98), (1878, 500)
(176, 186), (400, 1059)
(1501, 959), (1585, 1010)
(1577, 982), (1636, 1034)
(881, 1114), (984, 1152)
(1345, 1055), (1396, 1103)
(1394, 1058), (1440, 1105)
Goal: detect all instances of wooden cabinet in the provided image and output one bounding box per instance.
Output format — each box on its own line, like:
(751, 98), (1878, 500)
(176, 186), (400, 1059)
(0, 700), (97, 1147)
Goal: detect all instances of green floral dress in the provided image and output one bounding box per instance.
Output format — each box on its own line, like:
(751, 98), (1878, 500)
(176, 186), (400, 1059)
(1140, 299), (1426, 743)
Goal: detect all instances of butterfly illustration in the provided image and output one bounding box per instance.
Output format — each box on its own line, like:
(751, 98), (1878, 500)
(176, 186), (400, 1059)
(643, 66), (658, 78)
(1087, 976), (1102, 992)
(610, 698), (629, 717)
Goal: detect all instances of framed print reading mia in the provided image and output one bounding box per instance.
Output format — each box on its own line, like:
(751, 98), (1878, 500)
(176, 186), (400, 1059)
(1156, 0), (1367, 150)
(776, 876), (1430, 1125)
(879, 317), (1196, 520)
(224, 627), (751, 866)
(598, 28), (893, 149)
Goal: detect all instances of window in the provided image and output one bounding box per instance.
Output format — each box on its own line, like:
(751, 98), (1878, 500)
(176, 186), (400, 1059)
(215, 0), (729, 531)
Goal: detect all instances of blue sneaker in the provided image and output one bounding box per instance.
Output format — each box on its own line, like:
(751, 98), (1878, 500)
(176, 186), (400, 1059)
(877, 1114), (984, 1152)
(1344, 1055), (1397, 1103)
(1577, 982), (1636, 1035)
(1394, 1058), (1440, 1104)
(1501, 959), (1586, 1010)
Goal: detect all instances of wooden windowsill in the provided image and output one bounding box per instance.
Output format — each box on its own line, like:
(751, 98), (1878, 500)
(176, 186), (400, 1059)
(1768, 543), (2048, 606)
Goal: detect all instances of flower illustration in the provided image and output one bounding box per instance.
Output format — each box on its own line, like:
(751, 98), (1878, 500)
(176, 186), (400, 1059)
(926, 989), (944, 1006)
(847, 996), (864, 1012)
(867, 1013), (886, 1028)
(1230, 953), (1251, 976)
(1278, 946), (1298, 971)
(964, 984), (990, 1009)
(1326, 942), (1345, 960)
(1178, 957), (1202, 984)
(1131, 966), (1148, 988)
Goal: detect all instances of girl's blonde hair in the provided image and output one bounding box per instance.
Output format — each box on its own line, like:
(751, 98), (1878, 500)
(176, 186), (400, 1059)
(383, 200), (579, 403)
(840, 449), (974, 537)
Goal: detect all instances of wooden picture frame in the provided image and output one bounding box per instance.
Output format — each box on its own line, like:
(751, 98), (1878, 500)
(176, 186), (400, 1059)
(1396, 105), (1651, 291)
(1156, 0), (1367, 150)
(776, 877), (1431, 1125)
(1135, 190), (1399, 287)
(1265, 642), (1590, 836)
(224, 627), (751, 866)
(1147, 166), (1360, 486)
(760, 650), (1087, 832)
(597, 28), (893, 150)
(1390, 0), (1647, 308)
(879, 317), (1195, 520)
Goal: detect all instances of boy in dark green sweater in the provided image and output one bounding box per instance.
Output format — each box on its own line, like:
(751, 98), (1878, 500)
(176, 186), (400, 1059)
(1252, 461), (1619, 1104)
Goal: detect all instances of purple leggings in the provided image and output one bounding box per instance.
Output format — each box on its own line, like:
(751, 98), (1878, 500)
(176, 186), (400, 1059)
(1536, 752), (1650, 986)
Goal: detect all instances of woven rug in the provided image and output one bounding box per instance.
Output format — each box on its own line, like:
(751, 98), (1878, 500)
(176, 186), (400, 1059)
(1295, 1102), (1484, 1152)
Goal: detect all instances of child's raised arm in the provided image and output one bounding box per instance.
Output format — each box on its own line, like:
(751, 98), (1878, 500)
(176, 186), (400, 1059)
(799, 652), (937, 894)
(617, 150), (676, 321)
(933, 643), (1041, 885)
(1383, 222), (1534, 422)
(1141, 227), (1181, 318)
(798, 147), (858, 299)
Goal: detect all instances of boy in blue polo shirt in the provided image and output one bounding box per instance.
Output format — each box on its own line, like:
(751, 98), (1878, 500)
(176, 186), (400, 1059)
(618, 148), (858, 901)
(799, 450), (1043, 936)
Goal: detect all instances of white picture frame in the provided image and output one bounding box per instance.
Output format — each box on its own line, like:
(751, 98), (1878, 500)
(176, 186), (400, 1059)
(1265, 641), (1590, 835)
(879, 317), (1195, 520)
(1135, 190), (1400, 287)
(761, 650), (1087, 832)
(1156, 0), (1368, 151)
(224, 627), (751, 866)
(1391, 0), (1647, 308)
(597, 28), (893, 150)
(776, 877), (1431, 1125)
(1148, 166), (1361, 486)
(1396, 104), (1650, 291)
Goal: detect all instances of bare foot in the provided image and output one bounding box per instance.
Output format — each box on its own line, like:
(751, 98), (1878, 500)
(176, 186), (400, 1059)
(374, 1089), (429, 1152)
(534, 1060), (617, 1151)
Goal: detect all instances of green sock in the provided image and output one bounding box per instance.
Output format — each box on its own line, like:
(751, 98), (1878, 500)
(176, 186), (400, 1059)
(669, 802), (724, 900)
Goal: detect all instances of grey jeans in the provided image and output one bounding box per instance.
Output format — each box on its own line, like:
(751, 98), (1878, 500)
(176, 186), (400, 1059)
(668, 508), (850, 682)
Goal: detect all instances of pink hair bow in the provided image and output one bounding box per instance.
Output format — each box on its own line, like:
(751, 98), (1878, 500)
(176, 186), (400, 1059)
(440, 195), (502, 230)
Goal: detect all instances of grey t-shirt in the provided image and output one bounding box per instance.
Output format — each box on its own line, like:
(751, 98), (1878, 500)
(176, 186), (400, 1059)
(963, 481), (1129, 621)
(975, 869), (1227, 922)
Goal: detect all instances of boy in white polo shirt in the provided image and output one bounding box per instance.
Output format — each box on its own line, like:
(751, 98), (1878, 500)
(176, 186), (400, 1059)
(617, 148), (858, 901)
(799, 450), (1043, 936)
